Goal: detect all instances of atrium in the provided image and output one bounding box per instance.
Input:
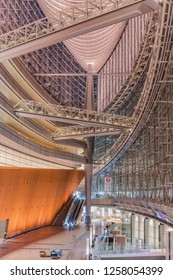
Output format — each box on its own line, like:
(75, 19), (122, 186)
(0, 0), (173, 260)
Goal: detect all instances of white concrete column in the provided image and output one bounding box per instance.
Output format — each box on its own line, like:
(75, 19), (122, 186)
(134, 215), (139, 245)
(160, 223), (167, 248)
(131, 213), (135, 246)
(144, 217), (149, 248)
(160, 223), (165, 248)
(108, 208), (112, 218)
(131, 214), (140, 246)
(163, 224), (167, 248)
(153, 219), (159, 249)
(101, 208), (105, 218)
(86, 237), (90, 259)
(104, 208), (108, 218)
(138, 215), (145, 247)
(148, 219), (154, 248)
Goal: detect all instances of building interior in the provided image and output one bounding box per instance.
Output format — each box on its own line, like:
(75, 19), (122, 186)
(0, 0), (173, 260)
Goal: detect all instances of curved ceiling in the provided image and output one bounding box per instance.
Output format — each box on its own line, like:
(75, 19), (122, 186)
(37, 0), (126, 73)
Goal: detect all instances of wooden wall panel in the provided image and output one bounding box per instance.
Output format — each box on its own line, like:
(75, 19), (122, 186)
(0, 167), (84, 237)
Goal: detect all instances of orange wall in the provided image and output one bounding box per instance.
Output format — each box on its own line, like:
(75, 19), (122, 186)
(0, 167), (84, 237)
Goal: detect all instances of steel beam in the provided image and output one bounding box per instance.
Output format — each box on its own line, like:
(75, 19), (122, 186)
(94, 1), (173, 174)
(53, 125), (124, 140)
(0, 0), (161, 62)
(14, 100), (135, 129)
(33, 72), (132, 77)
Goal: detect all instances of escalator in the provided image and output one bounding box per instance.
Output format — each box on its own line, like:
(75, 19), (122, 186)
(71, 197), (85, 226)
(63, 194), (85, 229)
(52, 196), (74, 226)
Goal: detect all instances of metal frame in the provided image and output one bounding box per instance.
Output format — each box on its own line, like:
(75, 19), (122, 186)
(0, 0), (160, 55)
(14, 99), (136, 129)
(53, 125), (125, 140)
(94, 11), (157, 167)
(93, 46), (173, 207)
(113, 198), (173, 225)
(94, 0), (173, 174)
(104, 14), (152, 114)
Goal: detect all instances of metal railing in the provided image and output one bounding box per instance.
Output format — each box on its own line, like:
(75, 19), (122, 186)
(97, 242), (166, 257)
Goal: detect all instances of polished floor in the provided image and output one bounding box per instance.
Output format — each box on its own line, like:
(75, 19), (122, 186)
(0, 223), (91, 260)
(0, 218), (166, 260)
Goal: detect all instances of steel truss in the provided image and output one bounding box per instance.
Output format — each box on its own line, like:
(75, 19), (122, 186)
(94, 12), (158, 169)
(114, 198), (173, 225)
(14, 100), (135, 129)
(94, 0), (173, 173)
(94, 47), (173, 207)
(105, 13), (155, 114)
(53, 125), (125, 140)
(0, 0), (161, 61)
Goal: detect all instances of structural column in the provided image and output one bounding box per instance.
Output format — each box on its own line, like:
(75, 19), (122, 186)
(148, 218), (154, 248)
(144, 217), (149, 248)
(130, 213), (134, 245)
(159, 223), (166, 249)
(84, 64), (95, 225)
(153, 219), (159, 249)
(131, 214), (139, 246)
(84, 163), (92, 225)
(138, 215), (145, 247)
(131, 213), (136, 246)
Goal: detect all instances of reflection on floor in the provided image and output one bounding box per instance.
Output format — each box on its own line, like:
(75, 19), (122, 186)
(0, 224), (90, 260)
(0, 219), (166, 260)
